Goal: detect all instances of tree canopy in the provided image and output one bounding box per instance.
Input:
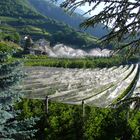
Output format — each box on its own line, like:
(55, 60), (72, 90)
(60, 0), (140, 55)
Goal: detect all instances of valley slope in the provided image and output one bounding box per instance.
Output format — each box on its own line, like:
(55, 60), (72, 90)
(29, 0), (109, 38)
(0, 0), (103, 50)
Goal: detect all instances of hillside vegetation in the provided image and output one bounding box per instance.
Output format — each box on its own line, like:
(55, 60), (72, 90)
(29, 0), (109, 38)
(0, 0), (102, 49)
(15, 99), (140, 140)
(0, 0), (42, 18)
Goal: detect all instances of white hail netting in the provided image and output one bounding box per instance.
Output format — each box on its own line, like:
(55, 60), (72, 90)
(21, 64), (139, 107)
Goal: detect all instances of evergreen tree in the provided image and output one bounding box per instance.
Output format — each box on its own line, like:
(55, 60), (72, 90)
(0, 43), (36, 139)
(61, 0), (140, 55)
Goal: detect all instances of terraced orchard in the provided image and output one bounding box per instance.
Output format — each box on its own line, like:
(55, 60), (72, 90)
(22, 64), (140, 107)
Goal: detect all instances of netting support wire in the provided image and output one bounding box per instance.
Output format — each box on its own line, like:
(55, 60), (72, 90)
(82, 100), (85, 118)
(44, 96), (49, 114)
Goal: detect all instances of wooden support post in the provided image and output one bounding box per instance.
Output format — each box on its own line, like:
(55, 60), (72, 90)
(45, 96), (49, 114)
(126, 110), (129, 122)
(82, 100), (85, 118)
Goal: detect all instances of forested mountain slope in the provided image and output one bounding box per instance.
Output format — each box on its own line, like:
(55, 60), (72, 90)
(0, 0), (111, 49)
(29, 0), (109, 38)
(0, 0), (43, 18)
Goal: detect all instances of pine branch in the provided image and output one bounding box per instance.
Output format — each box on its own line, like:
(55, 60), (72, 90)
(60, 0), (140, 55)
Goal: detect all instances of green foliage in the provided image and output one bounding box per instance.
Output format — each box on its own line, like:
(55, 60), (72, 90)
(15, 99), (44, 119)
(16, 99), (83, 140)
(15, 99), (140, 140)
(23, 54), (127, 68)
(0, 26), (21, 44)
(0, 42), (36, 139)
(0, 41), (21, 54)
(0, 0), (42, 18)
(128, 111), (140, 140)
(84, 107), (132, 140)
(3, 32), (21, 44)
(50, 30), (99, 48)
(44, 102), (83, 140)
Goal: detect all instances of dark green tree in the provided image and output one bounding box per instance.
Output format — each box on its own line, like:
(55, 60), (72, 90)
(84, 107), (133, 140)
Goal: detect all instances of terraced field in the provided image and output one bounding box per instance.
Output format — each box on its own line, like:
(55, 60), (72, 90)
(21, 64), (140, 107)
